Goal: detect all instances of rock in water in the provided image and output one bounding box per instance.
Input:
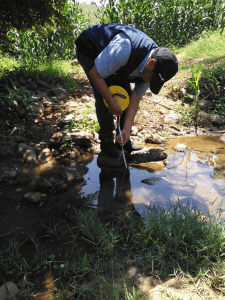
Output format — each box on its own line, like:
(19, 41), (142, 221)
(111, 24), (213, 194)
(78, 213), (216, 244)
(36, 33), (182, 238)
(97, 151), (124, 167)
(130, 147), (167, 163)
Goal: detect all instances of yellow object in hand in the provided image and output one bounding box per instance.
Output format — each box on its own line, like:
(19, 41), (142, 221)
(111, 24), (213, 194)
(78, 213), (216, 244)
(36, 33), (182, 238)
(104, 86), (129, 111)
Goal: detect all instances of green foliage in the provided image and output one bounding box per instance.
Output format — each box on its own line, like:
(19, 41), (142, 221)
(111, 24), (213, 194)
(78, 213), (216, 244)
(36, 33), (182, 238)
(0, 0), (71, 52)
(177, 104), (193, 126)
(7, 1), (90, 63)
(0, 0), (69, 31)
(100, 0), (225, 46)
(4, 84), (34, 109)
(187, 63), (225, 116)
(64, 109), (100, 132)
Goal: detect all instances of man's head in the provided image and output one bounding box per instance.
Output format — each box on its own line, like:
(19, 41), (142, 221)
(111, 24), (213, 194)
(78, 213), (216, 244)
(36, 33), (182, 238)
(145, 47), (178, 95)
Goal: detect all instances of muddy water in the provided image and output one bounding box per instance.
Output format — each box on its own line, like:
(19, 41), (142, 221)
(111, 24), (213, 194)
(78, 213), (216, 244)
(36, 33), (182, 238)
(83, 135), (225, 220)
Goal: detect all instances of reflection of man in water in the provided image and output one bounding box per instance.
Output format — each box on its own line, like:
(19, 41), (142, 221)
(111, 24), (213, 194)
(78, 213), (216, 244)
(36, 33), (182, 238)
(97, 167), (138, 221)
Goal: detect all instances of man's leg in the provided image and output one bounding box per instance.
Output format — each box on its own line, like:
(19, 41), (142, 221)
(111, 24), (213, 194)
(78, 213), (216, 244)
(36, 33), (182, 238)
(76, 50), (120, 158)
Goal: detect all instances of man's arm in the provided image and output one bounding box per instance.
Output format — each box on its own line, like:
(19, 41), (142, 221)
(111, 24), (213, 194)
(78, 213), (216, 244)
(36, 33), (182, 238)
(89, 66), (123, 116)
(116, 91), (141, 146)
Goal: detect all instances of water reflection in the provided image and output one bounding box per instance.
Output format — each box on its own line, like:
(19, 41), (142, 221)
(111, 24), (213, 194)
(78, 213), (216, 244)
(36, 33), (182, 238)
(83, 136), (225, 220)
(97, 165), (138, 220)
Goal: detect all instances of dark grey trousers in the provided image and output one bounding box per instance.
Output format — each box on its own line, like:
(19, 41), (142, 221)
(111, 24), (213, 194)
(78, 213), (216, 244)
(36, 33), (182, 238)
(76, 50), (133, 140)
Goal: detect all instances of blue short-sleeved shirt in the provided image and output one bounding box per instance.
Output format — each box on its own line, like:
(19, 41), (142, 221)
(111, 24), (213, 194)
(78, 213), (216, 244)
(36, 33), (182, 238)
(94, 32), (150, 98)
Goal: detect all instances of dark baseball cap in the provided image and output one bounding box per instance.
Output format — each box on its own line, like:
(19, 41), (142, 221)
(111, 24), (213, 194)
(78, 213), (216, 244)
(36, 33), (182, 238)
(150, 47), (178, 95)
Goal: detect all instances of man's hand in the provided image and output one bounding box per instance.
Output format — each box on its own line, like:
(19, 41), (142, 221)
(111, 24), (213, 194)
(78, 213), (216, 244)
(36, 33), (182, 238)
(89, 66), (123, 116)
(108, 102), (123, 116)
(116, 128), (130, 146)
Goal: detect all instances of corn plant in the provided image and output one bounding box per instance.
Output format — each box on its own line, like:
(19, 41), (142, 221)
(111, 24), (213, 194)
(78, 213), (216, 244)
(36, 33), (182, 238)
(8, 0), (91, 65)
(100, 0), (225, 47)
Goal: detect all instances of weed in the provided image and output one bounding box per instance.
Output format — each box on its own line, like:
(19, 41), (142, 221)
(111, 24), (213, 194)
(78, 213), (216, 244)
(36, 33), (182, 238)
(64, 112), (99, 133)
(60, 136), (75, 151)
(176, 104), (193, 127)
(2, 82), (34, 109)
(163, 131), (172, 138)
(60, 108), (66, 118)
(178, 71), (201, 133)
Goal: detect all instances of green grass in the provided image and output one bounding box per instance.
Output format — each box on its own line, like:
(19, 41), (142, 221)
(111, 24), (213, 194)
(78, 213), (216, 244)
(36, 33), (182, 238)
(0, 52), (19, 77)
(79, 4), (102, 25)
(177, 30), (225, 60)
(1, 203), (225, 299)
(0, 58), (82, 93)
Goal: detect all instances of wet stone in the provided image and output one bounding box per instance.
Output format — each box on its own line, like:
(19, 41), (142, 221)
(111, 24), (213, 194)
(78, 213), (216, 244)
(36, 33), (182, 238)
(97, 151), (124, 167)
(24, 192), (44, 203)
(67, 149), (79, 160)
(38, 148), (51, 161)
(130, 147), (167, 163)
(18, 143), (37, 163)
(61, 165), (89, 181)
(174, 143), (187, 152)
(60, 157), (72, 166)
(52, 149), (59, 156)
(145, 133), (166, 144)
(35, 178), (52, 193)
(141, 177), (162, 185)
(0, 169), (18, 182)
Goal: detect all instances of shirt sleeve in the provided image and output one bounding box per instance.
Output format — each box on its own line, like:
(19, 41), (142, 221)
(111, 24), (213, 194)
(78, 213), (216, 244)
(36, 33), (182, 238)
(95, 33), (131, 78)
(133, 81), (150, 98)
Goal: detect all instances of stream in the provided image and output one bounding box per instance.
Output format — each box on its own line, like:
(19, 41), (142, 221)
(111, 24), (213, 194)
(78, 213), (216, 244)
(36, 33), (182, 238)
(83, 135), (225, 220)
(0, 135), (225, 244)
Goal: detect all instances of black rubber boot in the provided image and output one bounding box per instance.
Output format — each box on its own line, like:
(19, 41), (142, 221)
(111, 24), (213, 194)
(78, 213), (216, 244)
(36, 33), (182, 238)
(116, 140), (142, 153)
(101, 138), (121, 158)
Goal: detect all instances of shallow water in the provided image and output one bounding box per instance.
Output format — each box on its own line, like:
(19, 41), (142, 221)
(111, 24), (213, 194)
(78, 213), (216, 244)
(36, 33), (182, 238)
(82, 135), (225, 219)
(0, 135), (225, 242)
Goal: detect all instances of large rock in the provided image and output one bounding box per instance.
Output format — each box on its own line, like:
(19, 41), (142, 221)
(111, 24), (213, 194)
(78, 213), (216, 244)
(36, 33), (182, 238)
(61, 165), (89, 181)
(38, 148), (51, 162)
(130, 147), (167, 163)
(210, 114), (225, 125)
(48, 87), (68, 99)
(0, 281), (18, 300)
(18, 143), (37, 163)
(0, 168), (18, 182)
(145, 133), (166, 144)
(24, 192), (44, 203)
(50, 130), (92, 149)
(199, 99), (216, 111)
(97, 151), (124, 167)
(26, 100), (44, 117)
